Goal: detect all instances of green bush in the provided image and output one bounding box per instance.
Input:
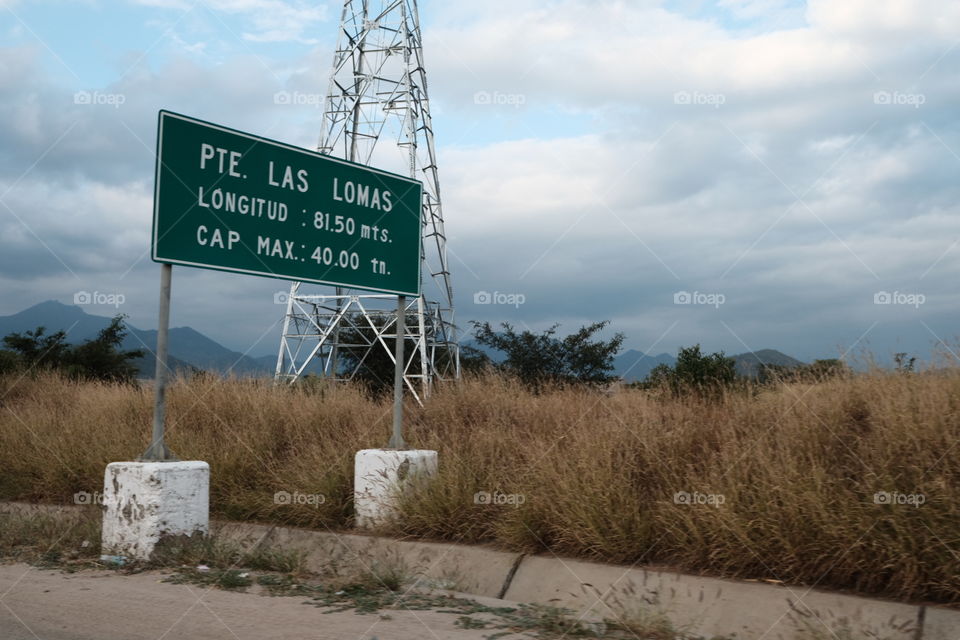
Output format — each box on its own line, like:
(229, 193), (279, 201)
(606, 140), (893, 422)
(643, 344), (737, 396)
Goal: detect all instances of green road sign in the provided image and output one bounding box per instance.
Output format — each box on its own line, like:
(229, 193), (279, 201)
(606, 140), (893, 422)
(151, 110), (422, 296)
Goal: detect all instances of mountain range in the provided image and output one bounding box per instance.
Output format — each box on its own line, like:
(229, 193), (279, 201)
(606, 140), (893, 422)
(0, 301), (276, 377)
(0, 301), (805, 380)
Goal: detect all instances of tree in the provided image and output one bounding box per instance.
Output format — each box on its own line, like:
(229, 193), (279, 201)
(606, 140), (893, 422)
(469, 320), (624, 389)
(643, 344), (737, 396)
(0, 349), (20, 375)
(1, 315), (143, 383)
(459, 343), (492, 375)
(62, 316), (144, 383)
(894, 352), (916, 374)
(2, 326), (69, 370)
(334, 312), (425, 396)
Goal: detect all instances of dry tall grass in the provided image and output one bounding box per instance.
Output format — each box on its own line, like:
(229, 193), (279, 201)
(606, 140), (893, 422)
(1, 370), (958, 603)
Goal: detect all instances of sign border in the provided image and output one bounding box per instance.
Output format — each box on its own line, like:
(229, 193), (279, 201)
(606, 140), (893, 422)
(151, 109), (423, 297)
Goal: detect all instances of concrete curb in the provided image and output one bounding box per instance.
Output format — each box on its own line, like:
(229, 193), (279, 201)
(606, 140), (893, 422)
(219, 520), (959, 640)
(4, 502), (959, 639)
(504, 555), (928, 639)
(215, 521), (518, 598)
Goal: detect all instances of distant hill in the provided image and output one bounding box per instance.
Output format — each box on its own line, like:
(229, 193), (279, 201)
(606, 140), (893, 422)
(613, 349), (677, 381)
(0, 301), (274, 378)
(129, 325), (271, 375)
(0, 300), (113, 344)
(732, 349), (805, 377)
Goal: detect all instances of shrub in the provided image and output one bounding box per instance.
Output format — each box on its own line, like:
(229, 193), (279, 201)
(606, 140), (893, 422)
(643, 344), (737, 396)
(469, 320), (624, 389)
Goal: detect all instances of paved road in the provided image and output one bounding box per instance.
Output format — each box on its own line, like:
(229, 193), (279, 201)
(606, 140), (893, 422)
(0, 564), (514, 640)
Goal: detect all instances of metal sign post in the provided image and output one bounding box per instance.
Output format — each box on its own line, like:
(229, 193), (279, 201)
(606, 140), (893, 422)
(388, 295), (406, 450)
(141, 262), (178, 461)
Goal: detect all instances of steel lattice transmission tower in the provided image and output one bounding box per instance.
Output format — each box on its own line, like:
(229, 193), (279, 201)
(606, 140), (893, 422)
(275, 0), (458, 402)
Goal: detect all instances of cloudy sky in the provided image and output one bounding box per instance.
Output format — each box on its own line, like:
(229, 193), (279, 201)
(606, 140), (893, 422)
(1, 0), (958, 365)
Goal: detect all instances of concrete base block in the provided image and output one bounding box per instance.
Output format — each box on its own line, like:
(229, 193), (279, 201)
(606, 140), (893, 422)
(354, 449), (437, 528)
(101, 461), (209, 561)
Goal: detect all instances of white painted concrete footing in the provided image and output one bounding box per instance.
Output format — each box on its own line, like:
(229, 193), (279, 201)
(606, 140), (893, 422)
(101, 461), (209, 561)
(354, 449), (437, 528)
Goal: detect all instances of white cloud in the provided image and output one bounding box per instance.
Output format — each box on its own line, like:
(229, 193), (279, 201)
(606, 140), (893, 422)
(424, 0), (960, 113)
(132, 0), (328, 43)
(807, 0), (960, 37)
